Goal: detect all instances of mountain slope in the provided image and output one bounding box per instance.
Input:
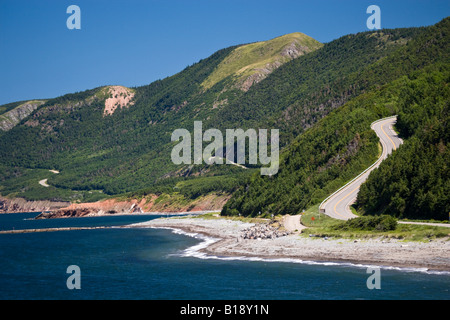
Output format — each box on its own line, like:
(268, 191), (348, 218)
(222, 65), (449, 220)
(201, 32), (322, 91)
(207, 26), (426, 144)
(222, 18), (449, 220)
(0, 100), (45, 131)
(0, 33), (322, 201)
(356, 67), (449, 220)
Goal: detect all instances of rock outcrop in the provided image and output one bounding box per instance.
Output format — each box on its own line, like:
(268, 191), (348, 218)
(103, 86), (135, 116)
(0, 100), (45, 131)
(3, 191), (229, 219)
(35, 198), (145, 219)
(241, 223), (290, 240)
(0, 196), (70, 213)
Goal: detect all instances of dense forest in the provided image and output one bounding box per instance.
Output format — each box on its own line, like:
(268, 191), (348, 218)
(223, 18), (449, 220)
(222, 65), (449, 220)
(356, 67), (449, 220)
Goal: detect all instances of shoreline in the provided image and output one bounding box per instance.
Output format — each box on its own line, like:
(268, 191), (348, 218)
(30, 210), (216, 219)
(128, 216), (450, 273)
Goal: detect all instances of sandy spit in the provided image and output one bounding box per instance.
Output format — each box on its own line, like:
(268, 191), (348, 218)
(127, 216), (450, 272)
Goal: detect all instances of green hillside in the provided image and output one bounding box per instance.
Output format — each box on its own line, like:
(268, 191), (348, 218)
(356, 67), (449, 220)
(201, 32), (322, 90)
(222, 18), (449, 220)
(207, 26), (425, 144)
(0, 33), (321, 201)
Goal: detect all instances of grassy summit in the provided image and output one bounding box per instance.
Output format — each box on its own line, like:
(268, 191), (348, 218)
(201, 32), (323, 91)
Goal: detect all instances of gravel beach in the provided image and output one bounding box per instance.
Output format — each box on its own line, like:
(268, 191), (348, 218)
(128, 216), (450, 272)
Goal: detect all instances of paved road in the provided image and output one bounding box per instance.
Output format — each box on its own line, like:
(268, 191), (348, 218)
(38, 170), (59, 188)
(319, 116), (403, 220)
(38, 179), (50, 187)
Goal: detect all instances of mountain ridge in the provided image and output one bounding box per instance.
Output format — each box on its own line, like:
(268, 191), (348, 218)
(201, 32), (323, 91)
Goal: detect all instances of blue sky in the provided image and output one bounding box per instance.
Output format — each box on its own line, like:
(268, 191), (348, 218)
(0, 0), (448, 105)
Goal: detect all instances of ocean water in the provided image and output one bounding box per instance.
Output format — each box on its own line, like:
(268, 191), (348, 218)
(0, 213), (449, 300)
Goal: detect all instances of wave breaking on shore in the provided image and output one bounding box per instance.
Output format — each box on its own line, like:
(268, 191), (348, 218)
(128, 218), (450, 275)
(168, 227), (450, 275)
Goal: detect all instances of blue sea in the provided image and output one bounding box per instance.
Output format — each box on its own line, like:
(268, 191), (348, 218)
(0, 212), (449, 300)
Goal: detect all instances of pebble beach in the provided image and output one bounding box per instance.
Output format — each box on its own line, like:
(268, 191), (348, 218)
(128, 216), (450, 272)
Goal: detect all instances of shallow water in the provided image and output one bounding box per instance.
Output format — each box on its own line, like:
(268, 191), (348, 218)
(0, 213), (449, 300)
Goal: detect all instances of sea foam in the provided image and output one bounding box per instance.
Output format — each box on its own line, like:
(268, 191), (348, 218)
(157, 226), (450, 276)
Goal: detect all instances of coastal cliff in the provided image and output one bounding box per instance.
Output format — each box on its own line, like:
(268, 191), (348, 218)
(35, 198), (145, 219)
(0, 196), (70, 214)
(33, 193), (230, 219)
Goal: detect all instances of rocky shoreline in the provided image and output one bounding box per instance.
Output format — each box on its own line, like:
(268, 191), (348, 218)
(129, 216), (450, 272)
(241, 223), (290, 240)
(1, 193), (229, 218)
(0, 196), (70, 214)
(34, 203), (144, 219)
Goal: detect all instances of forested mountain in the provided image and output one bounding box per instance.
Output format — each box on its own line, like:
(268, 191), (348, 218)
(0, 18), (448, 220)
(222, 17), (449, 220)
(208, 26), (426, 144)
(0, 33), (321, 200)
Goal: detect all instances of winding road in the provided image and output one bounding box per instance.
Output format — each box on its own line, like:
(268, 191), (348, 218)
(38, 170), (60, 188)
(319, 116), (403, 220)
(38, 179), (50, 188)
